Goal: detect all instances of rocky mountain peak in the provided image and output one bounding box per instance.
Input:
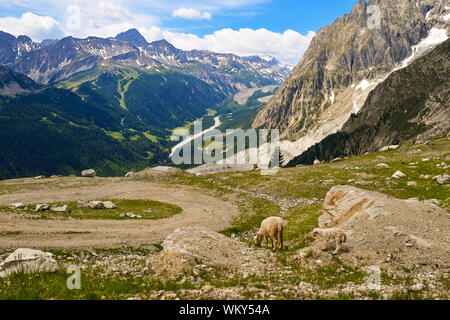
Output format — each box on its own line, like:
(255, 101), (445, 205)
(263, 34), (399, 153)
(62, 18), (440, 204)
(0, 31), (15, 43)
(150, 39), (176, 49)
(16, 35), (33, 43)
(115, 28), (148, 47)
(253, 0), (448, 164)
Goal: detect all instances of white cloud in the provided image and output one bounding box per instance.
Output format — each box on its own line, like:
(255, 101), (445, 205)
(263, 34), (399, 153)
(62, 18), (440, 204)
(140, 27), (315, 65)
(0, 0), (315, 65)
(0, 12), (64, 41)
(172, 7), (212, 20)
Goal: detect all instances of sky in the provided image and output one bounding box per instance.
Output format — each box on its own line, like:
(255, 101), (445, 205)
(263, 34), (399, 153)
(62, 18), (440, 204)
(0, 0), (357, 65)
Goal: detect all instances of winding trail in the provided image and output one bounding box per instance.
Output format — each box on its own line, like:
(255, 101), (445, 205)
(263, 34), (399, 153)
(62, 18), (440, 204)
(0, 177), (238, 249)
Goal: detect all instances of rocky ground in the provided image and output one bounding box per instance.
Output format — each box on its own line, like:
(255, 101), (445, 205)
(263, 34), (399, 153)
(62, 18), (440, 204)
(0, 137), (448, 300)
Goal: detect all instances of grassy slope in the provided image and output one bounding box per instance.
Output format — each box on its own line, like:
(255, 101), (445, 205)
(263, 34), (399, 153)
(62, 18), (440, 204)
(0, 136), (448, 299)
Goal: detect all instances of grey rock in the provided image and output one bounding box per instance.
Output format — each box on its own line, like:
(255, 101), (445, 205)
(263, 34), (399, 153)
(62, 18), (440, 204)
(88, 201), (105, 209)
(81, 169), (96, 177)
(0, 248), (59, 278)
(11, 203), (25, 209)
(35, 204), (50, 211)
(51, 205), (70, 213)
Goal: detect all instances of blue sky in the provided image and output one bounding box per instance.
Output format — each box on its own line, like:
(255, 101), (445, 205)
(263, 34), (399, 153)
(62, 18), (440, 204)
(0, 0), (358, 65)
(167, 0), (357, 35)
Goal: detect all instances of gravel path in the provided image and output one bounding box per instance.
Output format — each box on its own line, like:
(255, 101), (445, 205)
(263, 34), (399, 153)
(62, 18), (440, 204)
(0, 177), (239, 249)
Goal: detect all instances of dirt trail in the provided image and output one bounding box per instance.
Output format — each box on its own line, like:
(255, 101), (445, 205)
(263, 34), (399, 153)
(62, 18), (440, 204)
(0, 177), (238, 249)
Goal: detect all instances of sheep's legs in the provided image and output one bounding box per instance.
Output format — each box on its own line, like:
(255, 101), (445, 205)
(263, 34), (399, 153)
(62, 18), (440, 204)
(265, 236), (269, 249)
(279, 231), (284, 250)
(281, 232), (284, 249)
(333, 239), (342, 255)
(270, 235), (277, 251)
(321, 240), (328, 251)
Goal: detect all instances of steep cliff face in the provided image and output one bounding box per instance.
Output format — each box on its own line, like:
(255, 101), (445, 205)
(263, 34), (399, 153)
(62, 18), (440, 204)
(0, 66), (43, 97)
(253, 0), (449, 162)
(287, 39), (450, 166)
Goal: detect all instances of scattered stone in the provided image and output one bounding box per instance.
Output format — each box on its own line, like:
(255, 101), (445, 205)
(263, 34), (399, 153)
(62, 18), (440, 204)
(410, 283), (424, 291)
(355, 180), (373, 186)
(407, 181), (417, 187)
(122, 212), (140, 218)
(202, 285), (214, 294)
(379, 145), (399, 152)
(81, 169), (96, 178)
(420, 174), (432, 179)
(35, 204), (50, 212)
(88, 201), (105, 209)
(433, 175), (449, 185)
(422, 158), (431, 162)
(313, 159), (321, 165)
(331, 158), (343, 163)
(77, 200), (88, 208)
(51, 205), (71, 213)
(125, 171), (135, 177)
(392, 171), (406, 179)
(34, 176), (45, 179)
(0, 248), (59, 278)
(11, 203), (25, 209)
(376, 163), (390, 169)
(102, 201), (117, 209)
(436, 162), (448, 168)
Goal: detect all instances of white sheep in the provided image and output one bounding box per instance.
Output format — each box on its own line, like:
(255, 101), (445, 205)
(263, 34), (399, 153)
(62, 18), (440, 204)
(312, 228), (347, 255)
(254, 217), (288, 251)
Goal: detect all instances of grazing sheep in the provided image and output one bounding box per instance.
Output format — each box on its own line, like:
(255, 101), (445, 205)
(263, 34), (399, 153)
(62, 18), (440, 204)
(312, 228), (347, 255)
(254, 217), (288, 251)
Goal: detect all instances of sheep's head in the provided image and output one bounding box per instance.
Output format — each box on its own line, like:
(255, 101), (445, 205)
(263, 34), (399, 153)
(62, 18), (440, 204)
(312, 228), (319, 239)
(254, 232), (263, 246)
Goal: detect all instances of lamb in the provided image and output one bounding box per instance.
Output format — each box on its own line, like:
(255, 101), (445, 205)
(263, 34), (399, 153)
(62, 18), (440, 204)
(254, 217), (288, 251)
(312, 228), (347, 255)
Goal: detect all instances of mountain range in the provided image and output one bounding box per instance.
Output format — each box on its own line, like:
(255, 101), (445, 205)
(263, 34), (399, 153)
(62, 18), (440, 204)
(287, 38), (450, 166)
(0, 0), (449, 179)
(1, 28), (290, 95)
(254, 0), (449, 163)
(0, 28), (292, 179)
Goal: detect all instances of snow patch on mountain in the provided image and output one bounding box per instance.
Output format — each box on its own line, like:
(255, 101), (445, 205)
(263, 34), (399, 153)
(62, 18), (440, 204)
(398, 28), (448, 70)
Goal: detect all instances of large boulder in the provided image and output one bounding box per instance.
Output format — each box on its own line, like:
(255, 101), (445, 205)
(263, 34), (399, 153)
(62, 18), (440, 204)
(102, 201), (117, 209)
(379, 145), (400, 152)
(51, 205), (70, 213)
(88, 201), (105, 209)
(150, 227), (275, 277)
(0, 248), (59, 278)
(392, 171), (406, 179)
(318, 185), (450, 272)
(81, 169), (96, 177)
(35, 204), (50, 212)
(11, 203), (25, 209)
